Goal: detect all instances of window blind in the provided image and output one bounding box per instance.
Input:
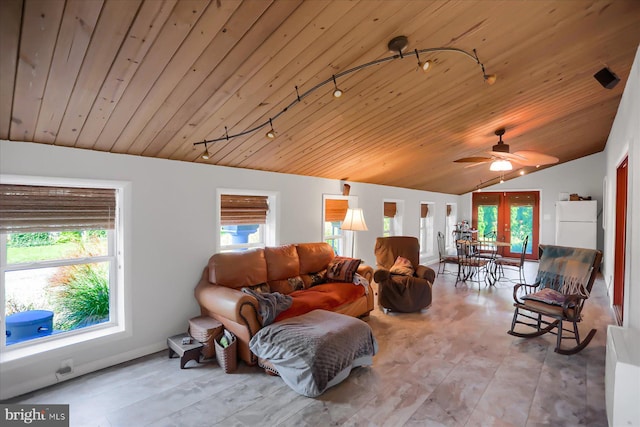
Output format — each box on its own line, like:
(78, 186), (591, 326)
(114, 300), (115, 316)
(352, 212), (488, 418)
(220, 194), (269, 225)
(324, 198), (349, 222)
(384, 202), (397, 218)
(0, 184), (116, 233)
(446, 205), (452, 217)
(421, 203), (429, 218)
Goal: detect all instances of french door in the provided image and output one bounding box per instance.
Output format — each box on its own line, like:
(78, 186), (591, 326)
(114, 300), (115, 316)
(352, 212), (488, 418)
(472, 191), (540, 259)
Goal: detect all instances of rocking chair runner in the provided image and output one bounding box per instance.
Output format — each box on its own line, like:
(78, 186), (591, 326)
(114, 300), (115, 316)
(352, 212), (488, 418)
(507, 244), (602, 355)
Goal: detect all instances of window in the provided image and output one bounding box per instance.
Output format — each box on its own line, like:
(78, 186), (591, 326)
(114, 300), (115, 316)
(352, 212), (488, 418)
(1, 182), (122, 351)
(445, 203), (457, 249)
(323, 196), (350, 256)
(419, 203), (435, 257)
(218, 191), (276, 252)
(383, 200), (403, 237)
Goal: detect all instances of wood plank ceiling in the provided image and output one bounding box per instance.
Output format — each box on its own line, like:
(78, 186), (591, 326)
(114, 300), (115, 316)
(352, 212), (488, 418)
(1, 0), (639, 195)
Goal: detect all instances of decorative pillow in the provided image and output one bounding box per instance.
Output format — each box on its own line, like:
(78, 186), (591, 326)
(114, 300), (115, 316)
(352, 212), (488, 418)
(522, 288), (574, 307)
(246, 283), (271, 294)
(389, 256), (414, 276)
(269, 276), (304, 294)
(300, 269), (327, 289)
(326, 257), (362, 282)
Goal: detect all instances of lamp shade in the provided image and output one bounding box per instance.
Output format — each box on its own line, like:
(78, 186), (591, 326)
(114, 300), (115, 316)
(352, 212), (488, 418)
(341, 208), (368, 231)
(489, 159), (513, 171)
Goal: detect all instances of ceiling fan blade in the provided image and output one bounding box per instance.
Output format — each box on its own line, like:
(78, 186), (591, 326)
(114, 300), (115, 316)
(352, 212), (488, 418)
(454, 156), (492, 163)
(487, 151), (526, 161)
(512, 151), (559, 166)
(464, 161), (489, 169)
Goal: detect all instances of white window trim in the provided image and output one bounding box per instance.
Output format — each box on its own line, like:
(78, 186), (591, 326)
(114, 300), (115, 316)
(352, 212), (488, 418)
(383, 199), (403, 237)
(0, 175), (129, 364)
(322, 194), (357, 257)
(420, 202), (435, 258)
(216, 188), (277, 253)
(446, 203), (457, 250)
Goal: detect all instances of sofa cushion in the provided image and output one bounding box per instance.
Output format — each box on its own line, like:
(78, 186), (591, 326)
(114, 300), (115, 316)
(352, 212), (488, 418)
(274, 283), (366, 322)
(208, 249), (267, 288)
(327, 257), (361, 282)
(265, 244), (300, 281)
(296, 243), (335, 274)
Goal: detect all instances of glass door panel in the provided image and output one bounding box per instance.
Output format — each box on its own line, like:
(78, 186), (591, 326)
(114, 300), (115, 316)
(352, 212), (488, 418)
(472, 191), (539, 259)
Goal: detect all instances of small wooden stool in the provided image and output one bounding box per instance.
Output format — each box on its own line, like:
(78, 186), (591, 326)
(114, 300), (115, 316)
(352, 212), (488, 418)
(167, 333), (203, 369)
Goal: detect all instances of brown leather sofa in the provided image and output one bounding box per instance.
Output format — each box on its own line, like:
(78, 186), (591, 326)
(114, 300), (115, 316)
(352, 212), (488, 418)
(194, 242), (374, 365)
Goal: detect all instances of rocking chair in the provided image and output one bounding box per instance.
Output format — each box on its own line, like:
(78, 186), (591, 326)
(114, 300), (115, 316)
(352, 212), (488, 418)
(507, 244), (602, 355)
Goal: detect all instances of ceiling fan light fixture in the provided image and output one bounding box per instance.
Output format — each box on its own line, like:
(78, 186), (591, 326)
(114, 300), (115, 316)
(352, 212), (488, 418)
(489, 159), (513, 171)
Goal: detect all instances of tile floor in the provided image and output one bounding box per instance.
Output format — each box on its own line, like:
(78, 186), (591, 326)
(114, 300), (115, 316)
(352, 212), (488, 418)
(5, 261), (615, 426)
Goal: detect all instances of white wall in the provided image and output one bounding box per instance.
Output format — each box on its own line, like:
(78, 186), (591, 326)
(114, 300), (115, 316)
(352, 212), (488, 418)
(460, 152), (606, 249)
(602, 45), (640, 330)
(0, 139), (456, 399)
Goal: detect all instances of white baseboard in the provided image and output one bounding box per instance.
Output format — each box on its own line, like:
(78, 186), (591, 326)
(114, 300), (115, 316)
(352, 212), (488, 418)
(1, 341), (166, 400)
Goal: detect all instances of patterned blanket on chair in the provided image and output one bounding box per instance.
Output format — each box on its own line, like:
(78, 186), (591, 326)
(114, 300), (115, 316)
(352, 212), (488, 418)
(535, 245), (597, 297)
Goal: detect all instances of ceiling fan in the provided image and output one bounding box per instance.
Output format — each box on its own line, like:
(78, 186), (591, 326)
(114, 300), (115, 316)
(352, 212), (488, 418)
(454, 128), (559, 171)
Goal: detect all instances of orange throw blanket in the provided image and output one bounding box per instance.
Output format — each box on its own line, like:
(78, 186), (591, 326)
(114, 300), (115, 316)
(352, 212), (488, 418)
(274, 283), (365, 322)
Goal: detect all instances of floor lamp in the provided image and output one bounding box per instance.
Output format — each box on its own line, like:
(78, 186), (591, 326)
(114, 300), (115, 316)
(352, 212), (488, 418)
(341, 208), (368, 258)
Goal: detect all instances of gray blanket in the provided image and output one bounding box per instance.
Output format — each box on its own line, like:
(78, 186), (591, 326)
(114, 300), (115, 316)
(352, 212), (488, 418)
(241, 288), (292, 326)
(249, 309), (378, 397)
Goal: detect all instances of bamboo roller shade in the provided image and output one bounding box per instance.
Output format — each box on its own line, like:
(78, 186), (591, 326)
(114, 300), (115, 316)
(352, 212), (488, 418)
(324, 198), (349, 223)
(220, 194), (269, 225)
(384, 202), (397, 218)
(0, 184), (116, 233)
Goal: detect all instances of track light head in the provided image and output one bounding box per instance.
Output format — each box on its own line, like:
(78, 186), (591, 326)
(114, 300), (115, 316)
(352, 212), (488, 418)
(201, 142), (210, 159)
(418, 60), (432, 72)
(484, 73), (497, 85)
(414, 49), (431, 73)
(332, 75), (343, 98)
(266, 118), (276, 139)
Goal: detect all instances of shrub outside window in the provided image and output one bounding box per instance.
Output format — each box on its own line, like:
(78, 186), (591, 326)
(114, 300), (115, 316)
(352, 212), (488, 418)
(1, 184), (119, 349)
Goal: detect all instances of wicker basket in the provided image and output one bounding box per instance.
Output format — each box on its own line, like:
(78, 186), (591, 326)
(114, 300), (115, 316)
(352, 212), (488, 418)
(214, 330), (237, 373)
(188, 316), (223, 359)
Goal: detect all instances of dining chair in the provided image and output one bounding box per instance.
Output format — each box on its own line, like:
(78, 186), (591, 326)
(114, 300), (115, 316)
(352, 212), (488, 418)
(495, 235), (529, 284)
(455, 239), (490, 288)
(437, 231), (459, 276)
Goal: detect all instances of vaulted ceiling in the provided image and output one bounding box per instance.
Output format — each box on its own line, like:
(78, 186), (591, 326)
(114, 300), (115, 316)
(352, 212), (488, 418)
(1, 0), (639, 194)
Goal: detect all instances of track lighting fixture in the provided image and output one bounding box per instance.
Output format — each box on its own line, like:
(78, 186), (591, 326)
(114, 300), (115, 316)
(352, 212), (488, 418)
(332, 75), (343, 98)
(193, 36), (494, 148)
(414, 49), (431, 73)
(266, 118), (276, 139)
(201, 141), (210, 160)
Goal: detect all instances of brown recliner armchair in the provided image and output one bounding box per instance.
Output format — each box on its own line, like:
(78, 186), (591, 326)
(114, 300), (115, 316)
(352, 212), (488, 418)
(373, 236), (436, 313)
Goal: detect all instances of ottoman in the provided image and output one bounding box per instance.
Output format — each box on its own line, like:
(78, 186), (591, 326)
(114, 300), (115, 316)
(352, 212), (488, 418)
(249, 309), (378, 397)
